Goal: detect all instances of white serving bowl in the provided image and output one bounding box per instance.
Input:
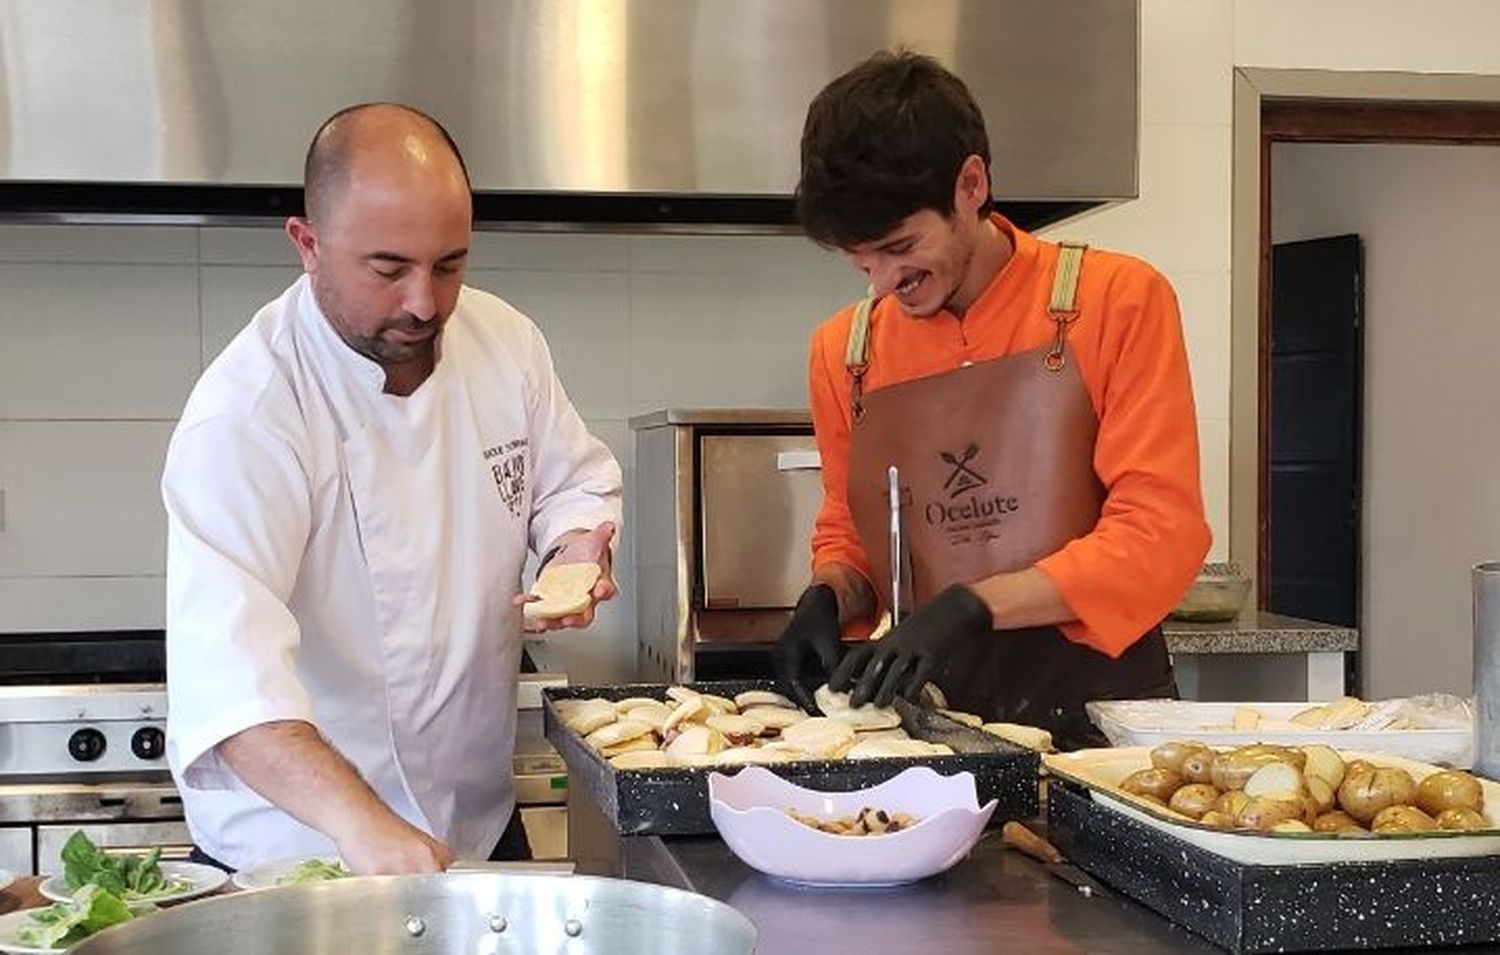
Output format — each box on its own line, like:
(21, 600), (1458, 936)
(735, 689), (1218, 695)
(707, 766), (996, 886)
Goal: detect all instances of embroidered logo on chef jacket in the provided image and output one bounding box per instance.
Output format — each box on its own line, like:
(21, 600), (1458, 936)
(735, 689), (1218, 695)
(483, 438), (529, 517)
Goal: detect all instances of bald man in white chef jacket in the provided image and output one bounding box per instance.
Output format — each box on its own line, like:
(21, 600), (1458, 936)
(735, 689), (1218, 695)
(162, 103), (623, 875)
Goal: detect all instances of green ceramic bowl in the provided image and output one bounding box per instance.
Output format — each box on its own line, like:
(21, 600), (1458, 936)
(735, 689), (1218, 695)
(1170, 562), (1251, 622)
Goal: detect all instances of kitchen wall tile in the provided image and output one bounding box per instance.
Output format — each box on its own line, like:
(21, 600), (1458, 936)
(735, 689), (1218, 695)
(467, 270), (630, 420)
(1172, 269), (1232, 422)
(626, 269), (854, 415)
(199, 227), (300, 267)
(0, 421), (172, 577)
(583, 417), (634, 480)
(0, 576), (164, 632)
(1043, 122), (1232, 276)
(0, 264), (199, 419)
(199, 266), (302, 366)
(201, 225), (634, 272)
(468, 232), (630, 272)
(0, 224), (196, 264)
(1141, 0), (1233, 126)
(627, 232), (850, 280)
(1198, 415), (1230, 560)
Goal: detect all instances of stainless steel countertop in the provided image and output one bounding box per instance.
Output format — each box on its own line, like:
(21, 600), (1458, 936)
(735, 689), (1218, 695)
(620, 831), (1221, 955)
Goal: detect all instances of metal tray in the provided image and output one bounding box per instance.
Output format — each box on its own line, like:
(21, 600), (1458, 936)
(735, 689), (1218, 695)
(1048, 781), (1500, 954)
(544, 680), (1039, 836)
(1086, 699), (1473, 767)
(1044, 747), (1500, 865)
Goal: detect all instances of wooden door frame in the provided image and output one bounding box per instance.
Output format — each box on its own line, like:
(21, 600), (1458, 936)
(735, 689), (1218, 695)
(1229, 68), (1500, 612)
(1255, 101), (1500, 603)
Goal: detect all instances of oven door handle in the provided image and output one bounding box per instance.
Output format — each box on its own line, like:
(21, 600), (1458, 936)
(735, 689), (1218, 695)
(776, 450), (822, 471)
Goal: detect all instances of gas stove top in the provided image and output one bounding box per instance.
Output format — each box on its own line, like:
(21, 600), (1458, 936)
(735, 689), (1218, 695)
(0, 683), (169, 780)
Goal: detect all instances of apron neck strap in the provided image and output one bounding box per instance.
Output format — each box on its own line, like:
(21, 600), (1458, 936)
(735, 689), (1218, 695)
(1045, 241), (1088, 372)
(844, 240), (1089, 404)
(845, 294), (878, 421)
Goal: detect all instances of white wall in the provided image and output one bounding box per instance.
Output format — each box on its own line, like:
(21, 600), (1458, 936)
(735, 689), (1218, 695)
(0, 224), (859, 682)
(1045, 0), (1235, 559)
(1271, 143), (1500, 697)
(6, 0), (1500, 684)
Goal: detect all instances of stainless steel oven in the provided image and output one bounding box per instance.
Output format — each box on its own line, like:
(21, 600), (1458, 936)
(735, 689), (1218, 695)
(0, 683), (186, 875)
(631, 409), (821, 683)
(0, 675), (571, 874)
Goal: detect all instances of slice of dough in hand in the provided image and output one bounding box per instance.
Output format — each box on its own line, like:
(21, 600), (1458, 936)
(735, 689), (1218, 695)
(524, 562), (603, 620)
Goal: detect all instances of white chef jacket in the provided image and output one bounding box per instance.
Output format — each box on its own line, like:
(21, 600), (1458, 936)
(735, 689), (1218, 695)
(162, 275), (621, 870)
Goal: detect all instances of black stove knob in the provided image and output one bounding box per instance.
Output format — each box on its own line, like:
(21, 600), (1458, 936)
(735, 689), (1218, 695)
(68, 727), (107, 763)
(131, 726), (166, 761)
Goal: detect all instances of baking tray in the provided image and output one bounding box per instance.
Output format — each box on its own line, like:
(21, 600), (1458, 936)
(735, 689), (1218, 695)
(1048, 781), (1500, 953)
(1044, 747), (1500, 865)
(1046, 747), (1500, 952)
(543, 680), (1039, 836)
(1087, 700), (1473, 767)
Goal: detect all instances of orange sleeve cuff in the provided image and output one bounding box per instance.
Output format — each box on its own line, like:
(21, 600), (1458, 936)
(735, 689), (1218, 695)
(1037, 550), (1152, 658)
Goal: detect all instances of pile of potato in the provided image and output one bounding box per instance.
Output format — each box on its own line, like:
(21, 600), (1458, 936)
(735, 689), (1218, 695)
(1119, 741), (1490, 835)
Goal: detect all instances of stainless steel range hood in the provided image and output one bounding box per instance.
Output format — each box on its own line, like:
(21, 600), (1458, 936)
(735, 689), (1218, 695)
(0, 0), (1137, 231)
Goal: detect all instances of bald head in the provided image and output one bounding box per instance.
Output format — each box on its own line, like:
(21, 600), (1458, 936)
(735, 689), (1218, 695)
(303, 103), (471, 225)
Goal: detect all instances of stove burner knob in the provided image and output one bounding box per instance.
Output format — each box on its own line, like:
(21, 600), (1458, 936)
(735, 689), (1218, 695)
(131, 727), (166, 761)
(68, 728), (107, 763)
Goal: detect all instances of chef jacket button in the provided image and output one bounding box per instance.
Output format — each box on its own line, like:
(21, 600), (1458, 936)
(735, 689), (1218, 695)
(1051, 706), (1066, 718)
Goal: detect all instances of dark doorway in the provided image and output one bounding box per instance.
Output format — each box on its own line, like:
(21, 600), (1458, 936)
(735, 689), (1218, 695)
(1265, 235), (1362, 628)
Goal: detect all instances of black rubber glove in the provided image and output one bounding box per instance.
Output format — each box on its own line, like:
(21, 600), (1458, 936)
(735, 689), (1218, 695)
(829, 584), (992, 708)
(772, 584), (844, 713)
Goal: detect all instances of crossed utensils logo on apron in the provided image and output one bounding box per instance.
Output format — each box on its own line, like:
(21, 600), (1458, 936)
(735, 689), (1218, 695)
(482, 438), (529, 517)
(924, 443), (1021, 545)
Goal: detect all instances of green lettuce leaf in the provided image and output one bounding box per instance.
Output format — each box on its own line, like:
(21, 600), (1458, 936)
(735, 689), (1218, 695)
(16, 884), (136, 949)
(56, 831), (184, 899)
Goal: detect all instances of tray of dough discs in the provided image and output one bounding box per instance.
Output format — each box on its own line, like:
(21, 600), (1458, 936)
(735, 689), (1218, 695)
(1044, 746), (1500, 954)
(543, 680), (1040, 836)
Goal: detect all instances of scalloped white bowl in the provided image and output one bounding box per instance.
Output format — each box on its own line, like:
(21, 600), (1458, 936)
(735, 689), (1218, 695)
(708, 766), (996, 886)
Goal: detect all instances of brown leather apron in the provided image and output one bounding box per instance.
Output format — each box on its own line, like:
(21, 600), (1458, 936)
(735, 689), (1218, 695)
(844, 243), (1176, 750)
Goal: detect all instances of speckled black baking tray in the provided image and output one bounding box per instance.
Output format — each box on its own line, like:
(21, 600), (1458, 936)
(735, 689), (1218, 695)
(543, 680), (1039, 836)
(1048, 780), (1500, 953)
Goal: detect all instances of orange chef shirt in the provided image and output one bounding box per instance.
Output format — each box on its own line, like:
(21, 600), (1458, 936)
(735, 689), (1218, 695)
(808, 213), (1211, 658)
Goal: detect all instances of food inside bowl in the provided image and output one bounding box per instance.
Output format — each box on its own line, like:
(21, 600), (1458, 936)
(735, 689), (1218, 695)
(785, 806), (920, 836)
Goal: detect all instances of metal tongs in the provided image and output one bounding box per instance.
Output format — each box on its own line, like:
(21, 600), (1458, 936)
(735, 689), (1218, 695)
(888, 465), (905, 624)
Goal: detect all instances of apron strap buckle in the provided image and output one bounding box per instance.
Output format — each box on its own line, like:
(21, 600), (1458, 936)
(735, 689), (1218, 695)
(1044, 308), (1078, 372)
(845, 294), (879, 421)
(1044, 242), (1088, 373)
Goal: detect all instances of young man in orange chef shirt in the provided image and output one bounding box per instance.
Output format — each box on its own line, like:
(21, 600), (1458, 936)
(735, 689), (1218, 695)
(773, 51), (1210, 749)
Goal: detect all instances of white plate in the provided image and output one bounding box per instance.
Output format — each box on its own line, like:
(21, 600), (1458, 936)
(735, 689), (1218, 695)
(0, 871), (13, 896)
(230, 856), (346, 891)
(0, 906), (74, 954)
(1086, 699), (1473, 767)
(709, 766), (996, 886)
(39, 862), (226, 906)
(1045, 746), (1500, 865)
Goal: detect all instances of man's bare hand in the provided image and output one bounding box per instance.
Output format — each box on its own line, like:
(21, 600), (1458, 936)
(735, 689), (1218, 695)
(514, 521), (617, 633)
(334, 813), (453, 875)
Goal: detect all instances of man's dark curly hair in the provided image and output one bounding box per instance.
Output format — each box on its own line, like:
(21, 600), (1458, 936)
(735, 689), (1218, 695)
(796, 50), (993, 250)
